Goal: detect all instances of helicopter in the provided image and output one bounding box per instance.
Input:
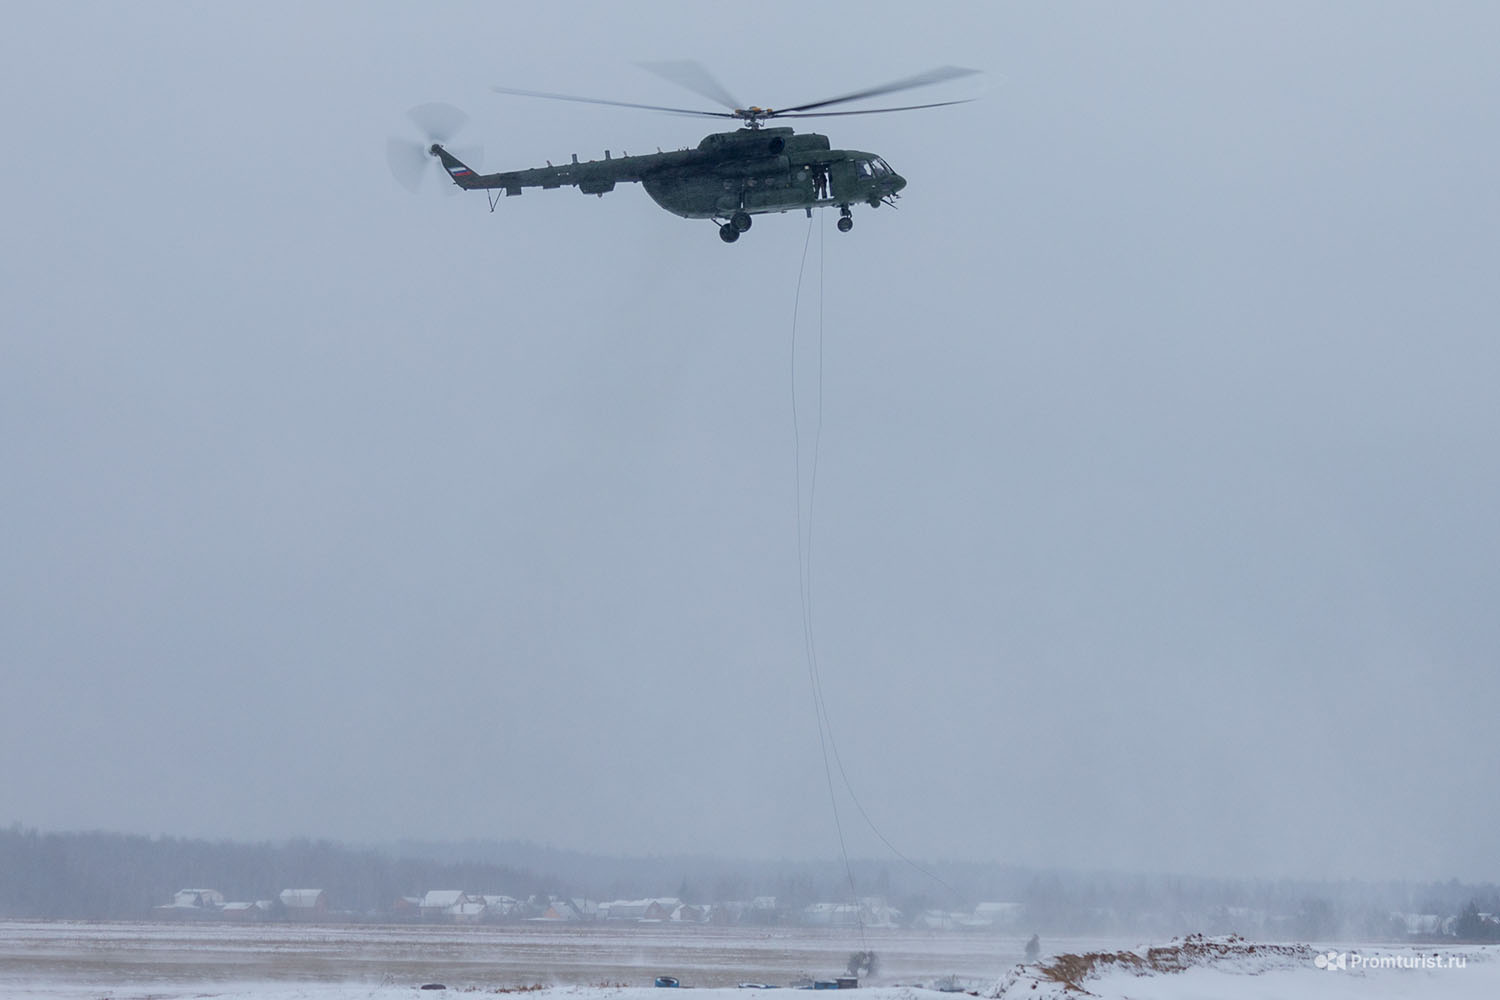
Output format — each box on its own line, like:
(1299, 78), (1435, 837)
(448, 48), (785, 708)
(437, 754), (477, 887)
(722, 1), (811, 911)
(387, 63), (979, 243)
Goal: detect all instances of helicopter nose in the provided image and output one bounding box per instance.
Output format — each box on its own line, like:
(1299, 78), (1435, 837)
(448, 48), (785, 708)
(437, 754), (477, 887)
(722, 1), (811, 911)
(889, 172), (907, 194)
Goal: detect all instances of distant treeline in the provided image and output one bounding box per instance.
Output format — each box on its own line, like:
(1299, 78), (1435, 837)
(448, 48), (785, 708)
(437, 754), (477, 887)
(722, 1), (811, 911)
(387, 837), (1500, 938)
(2, 824), (1497, 938)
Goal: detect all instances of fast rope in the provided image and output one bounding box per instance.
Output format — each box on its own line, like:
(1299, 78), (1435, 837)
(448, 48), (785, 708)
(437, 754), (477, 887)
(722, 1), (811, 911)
(791, 213), (863, 946)
(789, 216), (961, 937)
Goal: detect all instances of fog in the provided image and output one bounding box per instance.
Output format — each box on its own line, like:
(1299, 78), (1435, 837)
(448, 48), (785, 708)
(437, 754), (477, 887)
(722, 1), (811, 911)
(2, 3), (1497, 884)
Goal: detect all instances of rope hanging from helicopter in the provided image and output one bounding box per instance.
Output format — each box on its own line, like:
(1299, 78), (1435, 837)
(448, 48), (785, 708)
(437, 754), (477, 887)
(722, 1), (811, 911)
(790, 214), (863, 947)
(789, 214), (962, 939)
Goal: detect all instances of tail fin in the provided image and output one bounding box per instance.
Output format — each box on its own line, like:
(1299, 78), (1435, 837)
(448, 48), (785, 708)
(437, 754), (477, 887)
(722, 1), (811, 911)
(430, 144), (481, 189)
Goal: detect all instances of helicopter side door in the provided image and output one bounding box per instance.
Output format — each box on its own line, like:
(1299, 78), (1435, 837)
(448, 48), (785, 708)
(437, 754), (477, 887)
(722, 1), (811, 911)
(828, 159), (859, 202)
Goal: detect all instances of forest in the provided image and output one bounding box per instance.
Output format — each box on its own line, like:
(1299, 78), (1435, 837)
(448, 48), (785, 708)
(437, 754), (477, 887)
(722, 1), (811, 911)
(2, 824), (1496, 940)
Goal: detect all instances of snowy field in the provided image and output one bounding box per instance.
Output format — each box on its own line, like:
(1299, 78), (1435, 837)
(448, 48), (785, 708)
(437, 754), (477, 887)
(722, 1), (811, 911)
(0, 921), (1495, 1000)
(0, 921), (1076, 997)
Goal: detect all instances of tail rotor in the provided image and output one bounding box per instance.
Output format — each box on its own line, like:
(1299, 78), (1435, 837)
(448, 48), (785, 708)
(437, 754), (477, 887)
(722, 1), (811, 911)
(386, 102), (483, 193)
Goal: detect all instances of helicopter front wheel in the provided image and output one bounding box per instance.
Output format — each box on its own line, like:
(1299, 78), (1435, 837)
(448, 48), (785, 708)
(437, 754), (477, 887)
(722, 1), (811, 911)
(719, 223), (740, 243)
(837, 214), (854, 233)
(731, 210), (752, 233)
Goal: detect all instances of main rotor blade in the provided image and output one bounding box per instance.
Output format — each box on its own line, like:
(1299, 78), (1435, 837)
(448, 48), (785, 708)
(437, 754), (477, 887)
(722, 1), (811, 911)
(636, 60), (743, 112)
(777, 65), (981, 115)
(775, 98), (977, 119)
(491, 84), (735, 119)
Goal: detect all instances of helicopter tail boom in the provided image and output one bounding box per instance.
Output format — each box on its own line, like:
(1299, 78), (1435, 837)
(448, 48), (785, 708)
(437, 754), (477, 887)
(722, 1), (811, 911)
(430, 144), (482, 189)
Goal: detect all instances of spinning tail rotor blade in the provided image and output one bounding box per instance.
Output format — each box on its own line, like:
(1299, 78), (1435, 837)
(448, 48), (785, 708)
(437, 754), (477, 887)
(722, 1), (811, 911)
(386, 102), (474, 194)
(386, 138), (432, 193)
(407, 102), (468, 145)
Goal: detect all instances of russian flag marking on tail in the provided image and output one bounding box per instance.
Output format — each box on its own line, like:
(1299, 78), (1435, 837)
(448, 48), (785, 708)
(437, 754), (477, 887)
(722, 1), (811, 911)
(447, 164), (474, 178)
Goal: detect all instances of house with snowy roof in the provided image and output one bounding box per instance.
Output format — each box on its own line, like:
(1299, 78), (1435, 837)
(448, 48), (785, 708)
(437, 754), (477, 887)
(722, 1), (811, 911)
(1397, 912), (1459, 937)
(420, 889), (472, 918)
(973, 901), (1024, 928)
(485, 895), (523, 919)
(539, 897), (596, 921)
(916, 908), (957, 930)
(279, 888), (328, 920)
(803, 902), (861, 927)
(731, 896), (782, 926)
(600, 897), (679, 921)
(220, 900), (270, 922)
(449, 899), (488, 923)
(420, 889), (512, 921)
(154, 888), (224, 918)
(803, 898), (901, 929)
(670, 903), (706, 923)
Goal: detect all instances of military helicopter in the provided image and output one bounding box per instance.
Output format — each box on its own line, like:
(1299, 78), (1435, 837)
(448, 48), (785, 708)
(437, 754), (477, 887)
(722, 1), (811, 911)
(387, 63), (979, 243)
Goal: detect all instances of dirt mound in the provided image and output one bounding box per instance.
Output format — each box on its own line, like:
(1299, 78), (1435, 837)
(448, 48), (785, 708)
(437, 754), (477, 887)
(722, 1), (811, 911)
(996, 934), (1315, 996)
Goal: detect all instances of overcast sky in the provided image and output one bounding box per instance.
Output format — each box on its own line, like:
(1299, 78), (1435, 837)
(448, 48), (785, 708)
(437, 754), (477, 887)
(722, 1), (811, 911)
(3, 2), (1497, 884)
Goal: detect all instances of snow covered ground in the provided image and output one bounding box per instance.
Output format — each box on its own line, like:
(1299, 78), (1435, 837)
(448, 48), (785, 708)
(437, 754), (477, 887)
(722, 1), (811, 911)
(0, 923), (1495, 1000)
(991, 935), (1499, 1000)
(0, 920), (1038, 993)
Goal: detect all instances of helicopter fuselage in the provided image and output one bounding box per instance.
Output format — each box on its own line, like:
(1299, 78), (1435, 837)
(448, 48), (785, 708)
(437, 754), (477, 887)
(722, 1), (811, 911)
(431, 126), (906, 232)
(639, 127), (905, 219)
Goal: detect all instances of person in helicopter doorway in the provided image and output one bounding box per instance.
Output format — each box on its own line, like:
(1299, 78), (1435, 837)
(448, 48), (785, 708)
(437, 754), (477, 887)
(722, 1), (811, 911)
(811, 164), (829, 200)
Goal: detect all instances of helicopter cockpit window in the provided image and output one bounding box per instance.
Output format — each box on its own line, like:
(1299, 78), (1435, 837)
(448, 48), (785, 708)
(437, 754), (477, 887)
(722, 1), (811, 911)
(856, 158), (892, 178)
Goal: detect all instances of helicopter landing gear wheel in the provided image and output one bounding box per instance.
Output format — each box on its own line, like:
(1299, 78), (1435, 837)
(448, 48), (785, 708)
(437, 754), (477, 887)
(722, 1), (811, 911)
(837, 212), (854, 233)
(731, 210), (752, 232)
(718, 223), (740, 243)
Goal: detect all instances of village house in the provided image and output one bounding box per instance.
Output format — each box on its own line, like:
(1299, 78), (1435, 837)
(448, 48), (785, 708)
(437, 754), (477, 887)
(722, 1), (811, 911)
(1398, 912), (1457, 937)
(802, 898), (901, 929)
(599, 897), (679, 921)
(915, 908), (957, 930)
(279, 888), (328, 921)
(154, 888), (224, 918)
(539, 897), (596, 921)
(219, 900), (270, 922)
(450, 898), (488, 923)
(178, 889), (223, 908)
(973, 901), (1025, 928)
(802, 902), (861, 927)
(419, 889), (471, 919)
(670, 903), (705, 923)
(485, 895), (524, 919)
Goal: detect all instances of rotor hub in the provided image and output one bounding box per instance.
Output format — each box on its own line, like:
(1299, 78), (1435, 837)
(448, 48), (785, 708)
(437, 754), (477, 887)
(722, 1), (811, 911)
(733, 107), (774, 128)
